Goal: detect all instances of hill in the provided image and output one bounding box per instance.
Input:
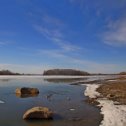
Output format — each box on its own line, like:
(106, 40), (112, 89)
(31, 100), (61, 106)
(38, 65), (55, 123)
(0, 70), (20, 75)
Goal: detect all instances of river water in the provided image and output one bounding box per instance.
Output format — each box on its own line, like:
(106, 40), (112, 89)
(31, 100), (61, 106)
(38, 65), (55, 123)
(0, 75), (114, 126)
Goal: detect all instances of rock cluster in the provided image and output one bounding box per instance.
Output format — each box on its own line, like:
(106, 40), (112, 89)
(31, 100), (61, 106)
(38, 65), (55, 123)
(15, 87), (53, 120)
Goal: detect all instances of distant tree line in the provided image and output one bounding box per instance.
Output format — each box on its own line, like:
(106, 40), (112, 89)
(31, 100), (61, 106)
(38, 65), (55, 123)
(43, 69), (90, 76)
(0, 70), (20, 75)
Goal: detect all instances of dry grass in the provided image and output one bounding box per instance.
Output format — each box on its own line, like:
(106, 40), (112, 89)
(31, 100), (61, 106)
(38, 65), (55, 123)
(97, 77), (126, 104)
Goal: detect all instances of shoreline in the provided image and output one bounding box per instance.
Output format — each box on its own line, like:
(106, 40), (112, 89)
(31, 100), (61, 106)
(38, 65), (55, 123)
(84, 76), (126, 126)
(0, 75), (90, 79)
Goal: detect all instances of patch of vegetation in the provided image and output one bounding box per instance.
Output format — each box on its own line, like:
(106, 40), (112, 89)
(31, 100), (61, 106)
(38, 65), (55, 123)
(0, 70), (20, 75)
(97, 80), (126, 104)
(119, 72), (126, 75)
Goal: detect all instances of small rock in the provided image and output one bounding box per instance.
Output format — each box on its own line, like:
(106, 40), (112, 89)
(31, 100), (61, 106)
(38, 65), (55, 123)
(23, 107), (53, 120)
(15, 87), (39, 95)
(106, 94), (115, 98)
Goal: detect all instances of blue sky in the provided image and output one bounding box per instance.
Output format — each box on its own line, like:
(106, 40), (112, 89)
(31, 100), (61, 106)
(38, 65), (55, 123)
(0, 0), (126, 74)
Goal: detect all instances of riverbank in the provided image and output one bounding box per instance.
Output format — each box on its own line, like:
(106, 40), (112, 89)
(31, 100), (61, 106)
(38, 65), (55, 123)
(84, 75), (126, 126)
(97, 76), (126, 105)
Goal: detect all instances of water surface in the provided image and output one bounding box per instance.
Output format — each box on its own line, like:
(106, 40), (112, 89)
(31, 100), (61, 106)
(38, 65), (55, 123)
(0, 75), (110, 126)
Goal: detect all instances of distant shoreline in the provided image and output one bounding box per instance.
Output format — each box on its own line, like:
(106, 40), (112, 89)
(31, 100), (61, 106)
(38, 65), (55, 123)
(0, 69), (125, 76)
(0, 75), (92, 79)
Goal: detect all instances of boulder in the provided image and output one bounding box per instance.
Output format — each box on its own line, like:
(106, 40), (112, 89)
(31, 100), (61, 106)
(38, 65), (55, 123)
(16, 93), (39, 98)
(15, 87), (39, 96)
(23, 107), (53, 120)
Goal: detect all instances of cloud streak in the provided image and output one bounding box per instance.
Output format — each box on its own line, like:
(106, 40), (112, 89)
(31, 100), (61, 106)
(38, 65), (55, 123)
(33, 12), (120, 73)
(0, 41), (12, 47)
(38, 48), (119, 73)
(102, 17), (126, 46)
(34, 25), (63, 39)
(34, 13), (81, 52)
(69, 0), (126, 11)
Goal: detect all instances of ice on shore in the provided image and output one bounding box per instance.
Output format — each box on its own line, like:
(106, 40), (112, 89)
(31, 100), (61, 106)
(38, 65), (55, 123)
(84, 84), (100, 98)
(98, 99), (126, 126)
(84, 84), (126, 126)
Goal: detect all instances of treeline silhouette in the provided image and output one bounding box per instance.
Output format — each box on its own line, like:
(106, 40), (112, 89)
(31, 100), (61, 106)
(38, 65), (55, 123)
(0, 70), (20, 75)
(119, 72), (126, 75)
(43, 69), (90, 76)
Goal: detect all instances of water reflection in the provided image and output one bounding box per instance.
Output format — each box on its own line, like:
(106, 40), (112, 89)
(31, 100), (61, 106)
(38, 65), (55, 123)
(25, 119), (98, 126)
(16, 93), (39, 98)
(0, 79), (11, 82)
(44, 78), (88, 83)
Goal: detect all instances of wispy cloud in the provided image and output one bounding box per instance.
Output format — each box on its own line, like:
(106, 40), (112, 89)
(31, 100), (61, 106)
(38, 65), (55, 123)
(71, 58), (118, 73)
(69, 0), (126, 10)
(30, 8), (121, 73)
(38, 49), (66, 58)
(0, 41), (12, 47)
(34, 12), (81, 52)
(34, 24), (81, 52)
(38, 49), (119, 73)
(52, 38), (81, 52)
(102, 17), (126, 46)
(69, 0), (126, 18)
(34, 25), (63, 39)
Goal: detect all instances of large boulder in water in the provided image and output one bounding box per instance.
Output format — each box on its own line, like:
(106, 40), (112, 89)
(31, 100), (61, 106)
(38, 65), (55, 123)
(15, 87), (39, 97)
(23, 107), (53, 120)
(15, 92), (39, 98)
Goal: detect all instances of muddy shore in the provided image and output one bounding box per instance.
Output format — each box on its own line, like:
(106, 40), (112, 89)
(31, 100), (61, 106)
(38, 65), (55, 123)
(84, 75), (126, 126)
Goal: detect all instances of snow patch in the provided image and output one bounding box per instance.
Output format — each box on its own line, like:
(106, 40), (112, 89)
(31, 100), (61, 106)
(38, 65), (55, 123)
(84, 84), (100, 98)
(98, 99), (126, 126)
(84, 84), (126, 126)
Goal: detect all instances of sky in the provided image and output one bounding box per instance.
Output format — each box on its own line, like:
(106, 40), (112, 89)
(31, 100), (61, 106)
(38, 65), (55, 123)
(0, 0), (126, 74)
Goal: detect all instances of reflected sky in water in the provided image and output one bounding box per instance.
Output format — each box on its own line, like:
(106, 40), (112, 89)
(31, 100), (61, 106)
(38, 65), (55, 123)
(0, 75), (114, 126)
